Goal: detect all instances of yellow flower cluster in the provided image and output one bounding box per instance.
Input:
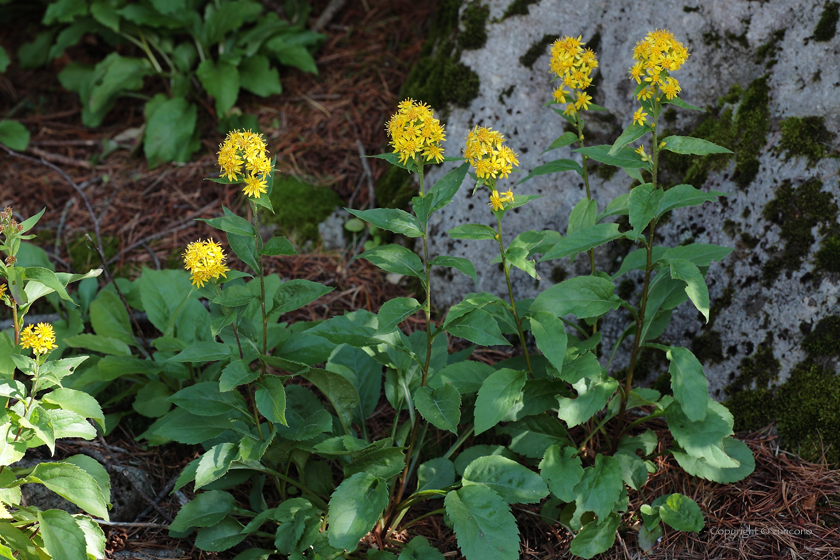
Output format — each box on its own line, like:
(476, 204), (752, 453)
(0, 283), (6, 301)
(183, 239), (230, 288)
(489, 189), (514, 212)
(386, 99), (446, 165)
(21, 323), (57, 355)
(548, 35), (598, 116)
(217, 130), (273, 199)
(463, 126), (519, 180)
(628, 30), (689, 124)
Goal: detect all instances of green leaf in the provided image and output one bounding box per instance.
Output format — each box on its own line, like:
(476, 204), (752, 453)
(539, 445), (583, 502)
(462, 455), (548, 504)
(238, 55), (282, 97)
(62, 455), (110, 509)
(344, 447), (405, 479)
(666, 400), (739, 469)
(80, 53), (151, 126)
(151, 409), (234, 444)
(575, 144), (647, 169)
(660, 136), (732, 156)
(74, 515), (106, 560)
(539, 223), (623, 262)
(659, 493), (704, 532)
(170, 490), (236, 532)
(0, 46), (9, 73)
(569, 513), (621, 559)
(531, 275), (622, 319)
(447, 224), (497, 240)
(211, 285), (253, 308)
(661, 346), (710, 422)
(43, 388), (105, 429)
(228, 231), (260, 273)
(567, 199), (597, 236)
(434, 360), (494, 394)
(195, 442), (239, 489)
(24, 267), (73, 302)
(414, 385), (461, 434)
(430, 255), (477, 284)
(302, 368), (360, 434)
(427, 162), (470, 213)
(37, 510), (87, 560)
(573, 454), (623, 520)
(664, 258), (710, 322)
(417, 457), (456, 492)
(474, 368), (526, 435)
(542, 131), (578, 154)
(195, 517), (247, 552)
(611, 246), (667, 280)
(376, 297), (421, 334)
(609, 122), (648, 155)
(63, 334), (130, 356)
(517, 158), (582, 185)
(656, 184), (727, 218)
(220, 359), (259, 392)
(661, 244), (732, 268)
(0, 120), (30, 151)
(271, 279), (334, 315)
(444, 485), (519, 560)
(256, 376), (286, 425)
(368, 152), (417, 172)
(356, 244), (425, 279)
(328, 472), (389, 551)
(169, 382), (248, 417)
(596, 193), (630, 223)
(144, 96), (198, 167)
(98, 355), (162, 380)
(132, 381), (172, 418)
(628, 183), (663, 241)
(347, 208), (423, 237)
(672, 436), (755, 483)
(170, 341), (234, 363)
(530, 311), (568, 376)
(26, 462), (109, 519)
(614, 450), (648, 490)
(557, 376), (618, 427)
(664, 96), (704, 111)
(89, 289), (134, 346)
(445, 308), (510, 346)
(497, 414), (570, 458)
(398, 536), (446, 560)
(261, 236), (297, 256)
(197, 59), (240, 116)
(198, 212), (255, 237)
(637, 523), (663, 552)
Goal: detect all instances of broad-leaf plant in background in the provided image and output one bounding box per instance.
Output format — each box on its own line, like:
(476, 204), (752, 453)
(0, 208), (110, 560)
(2, 0), (324, 166)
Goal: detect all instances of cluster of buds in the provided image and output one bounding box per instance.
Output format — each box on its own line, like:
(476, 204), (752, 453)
(629, 29), (689, 125)
(548, 35), (598, 116)
(386, 99), (446, 166)
(183, 239), (230, 288)
(217, 130), (273, 199)
(0, 207), (22, 236)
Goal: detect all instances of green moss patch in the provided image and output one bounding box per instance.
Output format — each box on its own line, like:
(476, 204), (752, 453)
(266, 174), (341, 244)
(502, 0), (540, 19)
(777, 116), (835, 163)
(814, 1), (840, 42)
(459, 2), (490, 50)
(815, 235), (840, 273)
(755, 29), (785, 68)
(761, 178), (839, 285)
(802, 315), (840, 357)
(726, 332), (781, 394)
(520, 34), (558, 69)
(691, 284), (733, 365)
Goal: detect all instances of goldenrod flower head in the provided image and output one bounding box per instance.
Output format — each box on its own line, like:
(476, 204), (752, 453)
(464, 126), (519, 180)
(21, 323), (57, 355)
(635, 144), (650, 162)
(217, 130), (273, 199)
(549, 36), (598, 115)
(629, 30), (688, 95)
(183, 239), (230, 288)
(633, 107), (648, 126)
(386, 99), (446, 166)
(489, 190), (504, 212)
(661, 76), (681, 100)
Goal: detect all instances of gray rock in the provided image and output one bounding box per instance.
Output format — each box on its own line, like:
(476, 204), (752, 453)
(421, 0), (840, 398)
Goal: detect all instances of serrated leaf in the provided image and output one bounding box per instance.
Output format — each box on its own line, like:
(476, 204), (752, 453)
(474, 368), (526, 435)
(569, 513), (621, 559)
(462, 455), (548, 504)
(376, 297), (421, 334)
(628, 183), (663, 241)
(414, 385), (461, 433)
(517, 158), (582, 185)
(666, 400), (738, 469)
(539, 445), (583, 502)
(671, 436), (754, 483)
(557, 376), (618, 427)
(347, 208), (423, 237)
(170, 491), (236, 532)
(444, 308), (510, 346)
(169, 381), (248, 417)
(430, 255), (477, 284)
(444, 485), (519, 560)
(220, 359), (259, 392)
(659, 493), (704, 532)
(356, 244), (425, 279)
(195, 442), (239, 489)
(37, 510), (87, 560)
(573, 455), (623, 521)
(609, 122), (648, 155)
(660, 136), (732, 156)
(665, 258), (710, 322)
(539, 223), (623, 262)
(447, 224), (497, 240)
(255, 376), (286, 425)
(530, 311), (568, 376)
(43, 388), (105, 429)
(542, 131), (578, 154)
(417, 457), (456, 492)
(195, 517), (247, 552)
(328, 472), (388, 551)
(26, 462), (109, 520)
(169, 341), (234, 363)
(664, 346), (709, 422)
(656, 184), (727, 218)
(532, 275), (622, 319)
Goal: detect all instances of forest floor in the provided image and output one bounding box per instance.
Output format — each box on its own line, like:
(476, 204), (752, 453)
(1, 1), (839, 558)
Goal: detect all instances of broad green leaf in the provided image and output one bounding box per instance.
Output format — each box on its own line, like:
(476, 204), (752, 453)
(557, 376), (618, 427)
(169, 341), (234, 363)
(37, 510), (87, 560)
(195, 517), (247, 552)
(638, 523), (663, 552)
(271, 279), (334, 316)
(89, 289), (134, 345)
(132, 381), (172, 418)
(447, 223), (497, 240)
(197, 59), (240, 115)
(609, 122), (648, 155)
(611, 246), (668, 280)
(169, 490), (236, 532)
(144, 96), (198, 166)
(656, 184), (727, 218)
(98, 355), (162, 380)
(414, 385), (461, 434)
(614, 450), (648, 490)
(43, 388), (105, 429)
(517, 158), (582, 184)
(328, 472), (388, 551)
(24, 267), (73, 302)
(344, 447), (405, 479)
(255, 376), (287, 425)
(137, 268), (193, 335)
(427, 162), (470, 214)
(539, 445), (583, 502)
(327, 344), (382, 423)
(665, 96), (704, 111)
(26, 462), (109, 519)
(664, 346), (709, 422)
(539, 223), (623, 261)
(567, 198), (597, 236)
(474, 368), (526, 435)
(665, 258), (710, 322)
(454, 445), (518, 477)
(369, 152), (416, 172)
(74, 515), (106, 560)
(347, 208), (423, 237)
(19, 405), (56, 453)
(211, 285), (254, 307)
(497, 414), (570, 458)
(569, 513), (621, 559)
(0, 120), (30, 151)
(596, 193), (630, 222)
(660, 136), (732, 156)
(238, 55), (282, 96)
(661, 244), (732, 268)
(417, 457), (456, 492)
(306, 315), (381, 348)
(430, 255), (477, 284)
(198, 212), (255, 237)
(80, 53), (151, 126)
(275, 385), (332, 441)
(63, 333), (130, 356)
(666, 400), (739, 469)
(628, 183), (662, 241)
(462, 455), (548, 504)
(445, 308), (510, 346)
(573, 454), (623, 520)
(376, 297), (421, 334)
(302, 368), (360, 434)
(542, 131), (578, 154)
(228, 231), (260, 273)
(62, 455), (110, 513)
(195, 442), (239, 489)
(169, 382), (248, 417)
(220, 359), (259, 392)
(434, 360), (494, 394)
(530, 311), (567, 376)
(47, 409), (97, 440)
(575, 144), (647, 169)
(356, 244), (424, 279)
(261, 236), (297, 256)
(444, 485), (519, 560)
(151, 409), (234, 444)
(531, 275), (622, 319)
(659, 493), (704, 532)
(672, 436), (755, 483)
(0, 523), (37, 558)
(398, 536), (446, 560)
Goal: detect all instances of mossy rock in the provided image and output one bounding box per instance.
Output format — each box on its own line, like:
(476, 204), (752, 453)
(265, 175), (341, 244)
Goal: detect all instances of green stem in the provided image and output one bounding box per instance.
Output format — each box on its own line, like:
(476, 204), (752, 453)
(399, 508), (447, 533)
(443, 425), (474, 460)
(576, 111), (596, 276)
(495, 215), (533, 377)
(250, 202), (269, 366)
